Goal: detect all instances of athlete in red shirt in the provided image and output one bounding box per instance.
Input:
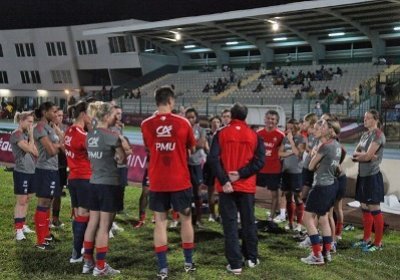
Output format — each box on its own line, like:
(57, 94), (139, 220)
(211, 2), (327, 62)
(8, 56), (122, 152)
(256, 110), (285, 223)
(141, 86), (196, 280)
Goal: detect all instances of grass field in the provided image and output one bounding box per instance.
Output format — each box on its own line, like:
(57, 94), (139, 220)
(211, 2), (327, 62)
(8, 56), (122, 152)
(0, 168), (399, 280)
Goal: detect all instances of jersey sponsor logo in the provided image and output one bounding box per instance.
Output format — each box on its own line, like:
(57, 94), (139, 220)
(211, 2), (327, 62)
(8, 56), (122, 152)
(65, 148), (75, 159)
(88, 151), (103, 159)
(235, 126), (241, 130)
(156, 125), (173, 138)
(0, 137), (12, 152)
(156, 142), (176, 151)
(87, 137), (99, 147)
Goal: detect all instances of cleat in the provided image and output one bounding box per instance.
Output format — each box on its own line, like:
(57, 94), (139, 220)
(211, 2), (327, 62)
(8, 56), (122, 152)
(157, 272), (168, 280)
(93, 263), (120, 277)
(50, 220), (65, 229)
(70, 256), (83, 263)
(331, 242), (337, 253)
(208, 215), (216, 222)
(273, 216), (286, 223)
(112, 222), (124, 232)
(352, 239), (370, 249)
(226, 264), (242, 275)
(44, 233), (59, 242)
(195, 221), (205, 230)
(35, 243), (55, 250)
(15, 229), (26, 241)
(298, 237), (311, 248)
(246, 259), (260, 268)
(134, 220), (145, 228)
(284, 223), (294, 231)
(22, 225), (34, 234)
(336, 235), (342, 241)
(184, 263), (196, 272)
(294, 224), (303, 232)
(362, 244), (383, 252)
(82, 261), (95, 274)
(169, 220), (179, 229)
(323, 251), (332, 262)
(301, 253), (324, 265)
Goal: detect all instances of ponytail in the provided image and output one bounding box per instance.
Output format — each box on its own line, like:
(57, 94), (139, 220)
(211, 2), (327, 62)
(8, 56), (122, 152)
(14, 111), (34, 123)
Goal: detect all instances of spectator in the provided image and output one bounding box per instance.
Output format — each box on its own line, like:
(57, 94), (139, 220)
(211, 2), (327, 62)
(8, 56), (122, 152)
(314, 101), (322, 117)
(253, 82), (264, 93)
(294, 90), (302, 100)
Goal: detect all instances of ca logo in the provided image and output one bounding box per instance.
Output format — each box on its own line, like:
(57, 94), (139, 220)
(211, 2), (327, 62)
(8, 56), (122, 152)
(156, 125), (173, 138)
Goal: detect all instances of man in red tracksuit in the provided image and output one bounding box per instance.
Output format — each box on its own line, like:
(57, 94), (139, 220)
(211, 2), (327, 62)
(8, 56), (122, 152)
(208, 103), (265, 275)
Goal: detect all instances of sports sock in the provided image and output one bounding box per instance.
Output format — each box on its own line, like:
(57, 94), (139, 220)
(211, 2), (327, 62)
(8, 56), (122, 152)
(73, 215), (89, 257)
(182, 242), (194, 264)
(83, 241), (94, 262)
(95, 247), (108, 270)
(362, 209), (373, 241)
(335, 222), (343, 236)
(34, 206), (48, 245)
(371, 210), (384, 246)
(287, 201), (295, 225)
(309, 234), (321, 257)
(322, 236), (333, 253)
(296, 203), (304, 225)
(14, 217), (25, 230)
(155, 245), (168, 271)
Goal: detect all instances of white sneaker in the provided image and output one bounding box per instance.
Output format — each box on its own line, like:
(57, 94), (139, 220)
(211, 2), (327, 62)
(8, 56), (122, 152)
(70, 256), (83, 264)
(284, 223), (295, 231)
(273, 216), (286, 223)
(299, 237), (311, 248)
(294, 224), (303, 232)
(226, 264), (242, 275)
(109, 230), (114, 239)
(301, 253), (324, 265)
(336, 235), (342, 241)
(93, 263), (120, 276)
(246, 259), (260, 268)
(82, 261), (95, 274)
(16, 229), (26, 241)
(22, 225), (34, 234)
(208, 215), (216, 222)
(112, 222), (124, 232)
(169, 220), (179, 228)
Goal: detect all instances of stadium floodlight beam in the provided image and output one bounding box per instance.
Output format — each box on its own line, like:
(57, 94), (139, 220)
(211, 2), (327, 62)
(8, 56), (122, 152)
(144, 48), (155, 52)
(184, 44), (196, 49)
(226, 41), (239, 45)
(394, 26), (400, 31)
(273, 37), (287, 41)
(329, 32), (345, 37)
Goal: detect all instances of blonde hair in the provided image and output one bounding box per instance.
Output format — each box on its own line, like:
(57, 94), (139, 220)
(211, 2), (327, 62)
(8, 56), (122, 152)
(87, 101), (113, 121)
(304, 113), (318, 126)
(14, 111), (34, 124)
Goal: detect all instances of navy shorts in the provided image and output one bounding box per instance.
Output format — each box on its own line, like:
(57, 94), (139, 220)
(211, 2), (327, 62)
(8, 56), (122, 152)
(34, 168), (60, 199)
(302, 168), (314, 187)
(142, 169), (149, 187)
(68, 179), (91, 209)
(355, 172), (384, 205)
(189, 164), (203, 200)
(13, 171), (35, 195)
(305, 182), (338, 216)
(149, 188), (193, 213)
(336, 175), (347, 200)
(281, 173), (302, 193)
(88, 184), (119, 213)
(256, 173), (281, 191)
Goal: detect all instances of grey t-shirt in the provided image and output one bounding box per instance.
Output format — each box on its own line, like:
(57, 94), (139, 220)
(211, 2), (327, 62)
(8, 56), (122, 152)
(282, 135), (305, 173)
(188, 124), (206, 166)
(313, 140), (342, 186)
(10, 130), (35, 174)
(34, 121), (59, 171)
(87, 127), (121, 185)
(303, 134), (318, 169)
(358, 129), (385, 177)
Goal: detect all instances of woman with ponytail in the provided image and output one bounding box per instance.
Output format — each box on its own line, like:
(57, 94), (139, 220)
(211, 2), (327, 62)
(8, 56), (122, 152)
(32, 102), (64, 250)
(10, 111), (38, 241)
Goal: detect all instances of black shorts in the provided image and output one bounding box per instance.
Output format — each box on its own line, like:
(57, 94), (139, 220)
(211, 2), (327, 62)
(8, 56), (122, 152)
(355, 172), (384, 205)
(118, 167), (128, 187)
(34, 168), (60, 199)
(256, 173), (281, 191)
(281, 172), (302, 193)
(305, 182), (338, 216)
(59, 167), (68, 189)
(149, 188), (193, 213)
(88, 184), (119, 213)
(302, 168), (314, 187)
(68, 179), (91, 209)
(189, 164), (203, 200)
(336, 175), (347, 200)
(142, 169), (149, 187)
(13, 171), (35, 195)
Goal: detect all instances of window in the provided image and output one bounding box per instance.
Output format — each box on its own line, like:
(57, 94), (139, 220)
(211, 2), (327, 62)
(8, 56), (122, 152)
(0, 71), (8, 84)
(76, 40), (97, 55)
(20, 70), (41, 84)
(108, 35), (136, 53)
(46, 42), (67, 56)
(15, 43), (35, 57)
(0, 44), (3, 57)
(51, 70), (72, 84)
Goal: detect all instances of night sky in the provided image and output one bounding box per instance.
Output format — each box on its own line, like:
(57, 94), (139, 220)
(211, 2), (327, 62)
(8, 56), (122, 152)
(0, 0), (306, 30)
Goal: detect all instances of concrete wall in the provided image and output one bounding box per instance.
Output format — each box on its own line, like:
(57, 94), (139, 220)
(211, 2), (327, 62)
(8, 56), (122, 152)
(138, 53), (179, 75)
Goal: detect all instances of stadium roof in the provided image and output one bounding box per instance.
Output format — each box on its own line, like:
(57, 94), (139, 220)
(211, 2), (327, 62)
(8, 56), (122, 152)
(84, 0), (400, 53)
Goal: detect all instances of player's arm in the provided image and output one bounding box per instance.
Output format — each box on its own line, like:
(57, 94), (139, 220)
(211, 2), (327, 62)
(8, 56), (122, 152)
(278, 141), (292, 158)
(237, 136), (266, 179)
(308, 144), (325, 171)
(353, 141), (380, 162)
(207, 132), (229, 185)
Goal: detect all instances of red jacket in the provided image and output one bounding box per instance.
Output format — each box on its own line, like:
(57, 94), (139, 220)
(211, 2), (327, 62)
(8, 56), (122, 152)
(208, 119), (265, 193)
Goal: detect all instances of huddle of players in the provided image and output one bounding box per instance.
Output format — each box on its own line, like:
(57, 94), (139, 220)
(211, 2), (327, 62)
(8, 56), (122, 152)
(11, 100), (131, 276)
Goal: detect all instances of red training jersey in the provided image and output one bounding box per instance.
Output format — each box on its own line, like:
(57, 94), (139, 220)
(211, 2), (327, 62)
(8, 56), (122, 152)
(257, 128), (285, 174)
(64, 125), (92, 180)
(141, 113), (196, 192)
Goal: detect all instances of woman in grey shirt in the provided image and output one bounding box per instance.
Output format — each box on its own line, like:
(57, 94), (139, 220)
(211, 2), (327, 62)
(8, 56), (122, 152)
(10, 111), (38, 241)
